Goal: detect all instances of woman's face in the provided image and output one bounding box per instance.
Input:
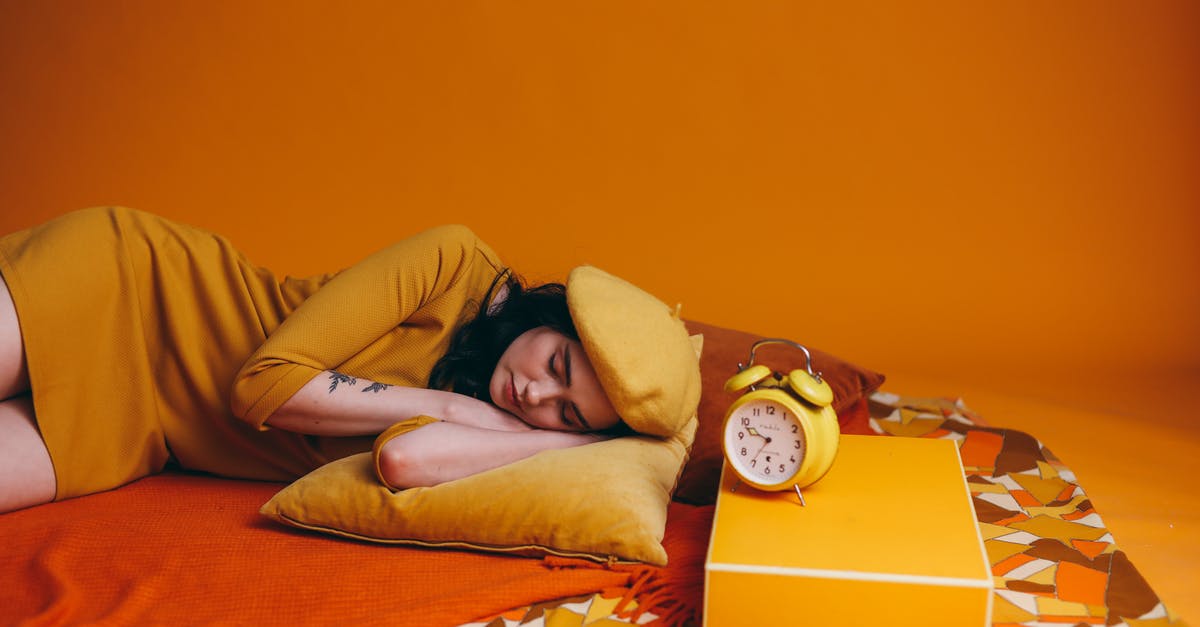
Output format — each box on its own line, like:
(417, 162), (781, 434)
(489, 326), (621, 432)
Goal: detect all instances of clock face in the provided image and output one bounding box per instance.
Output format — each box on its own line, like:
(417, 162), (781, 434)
(724, 397), (806, 487)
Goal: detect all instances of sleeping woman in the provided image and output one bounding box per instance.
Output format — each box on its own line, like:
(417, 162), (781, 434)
(0, 207), (698, 514)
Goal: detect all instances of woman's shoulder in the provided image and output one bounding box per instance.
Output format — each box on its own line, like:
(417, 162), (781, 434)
(414, 223), (479, 244)
(405, 224), (502, 270)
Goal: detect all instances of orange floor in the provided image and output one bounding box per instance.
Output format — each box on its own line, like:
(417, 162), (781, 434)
(882, 369), (1200, 623)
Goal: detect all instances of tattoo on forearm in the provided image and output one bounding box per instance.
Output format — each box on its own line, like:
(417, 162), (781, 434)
(328, 371), (357, 393)
(362, 382), (391, 394)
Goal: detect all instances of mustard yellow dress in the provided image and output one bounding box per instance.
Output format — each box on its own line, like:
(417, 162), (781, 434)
(0, 207), (505, 500)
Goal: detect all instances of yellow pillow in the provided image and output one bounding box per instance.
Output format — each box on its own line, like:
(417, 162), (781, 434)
(566, 266), (701, 438)
(260, 417), (696, 566)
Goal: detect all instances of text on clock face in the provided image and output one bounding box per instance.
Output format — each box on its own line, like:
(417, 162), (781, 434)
(728, 400), (806, 481)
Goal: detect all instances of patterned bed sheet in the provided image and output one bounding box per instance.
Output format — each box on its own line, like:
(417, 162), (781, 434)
(464, 391), (1187, 627)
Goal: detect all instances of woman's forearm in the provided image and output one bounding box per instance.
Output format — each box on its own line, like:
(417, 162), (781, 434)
(376, 420), (606, 488)
(264, 370), (529, 436)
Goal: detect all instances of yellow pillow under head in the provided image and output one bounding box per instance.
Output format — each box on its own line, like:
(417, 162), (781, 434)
(566, 266), (701, 438)
(260, 417), (697, 566)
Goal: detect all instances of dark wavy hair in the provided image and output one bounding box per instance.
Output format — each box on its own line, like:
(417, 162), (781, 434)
(427, 270), (579, 401)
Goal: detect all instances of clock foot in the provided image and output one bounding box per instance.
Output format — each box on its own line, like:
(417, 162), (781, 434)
(794, 484), (806, 506)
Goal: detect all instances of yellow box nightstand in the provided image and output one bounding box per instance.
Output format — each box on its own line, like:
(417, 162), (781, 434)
(704, 434), (992, 626)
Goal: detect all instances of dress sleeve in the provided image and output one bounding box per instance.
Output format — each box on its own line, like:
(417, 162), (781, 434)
(230, 224), (501, 429)
(372, 415), (441, 490)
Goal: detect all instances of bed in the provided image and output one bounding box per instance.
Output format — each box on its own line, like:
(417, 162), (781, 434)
(3, 320), (1188, 626)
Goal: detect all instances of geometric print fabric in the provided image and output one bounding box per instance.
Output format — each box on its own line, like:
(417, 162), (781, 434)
(869, 392), (1182, 627)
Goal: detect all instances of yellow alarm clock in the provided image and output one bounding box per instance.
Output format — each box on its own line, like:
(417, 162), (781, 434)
(722, 338), (840, 501)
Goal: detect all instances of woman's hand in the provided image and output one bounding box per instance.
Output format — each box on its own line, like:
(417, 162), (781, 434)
(440, 394), (533, 432)
(376, 421), (613, 489)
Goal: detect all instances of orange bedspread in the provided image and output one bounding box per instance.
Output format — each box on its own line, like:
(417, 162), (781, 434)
(4, 473), (648, 626)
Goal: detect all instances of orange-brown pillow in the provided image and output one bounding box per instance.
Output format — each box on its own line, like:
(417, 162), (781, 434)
(674, 320), (886, 505)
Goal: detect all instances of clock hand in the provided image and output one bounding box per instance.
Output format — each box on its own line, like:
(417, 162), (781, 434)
(743, 426), (773, 469)
(749, 438), (772, 464)
(746, 427), (772, 445)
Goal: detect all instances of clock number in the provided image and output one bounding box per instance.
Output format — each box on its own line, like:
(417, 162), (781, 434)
(764, 466), (770, 475)
(740, 447), (747, 456)
(741, 417), (750, 426)
(737, 431), (745, 440)
(779, 464), (785, 473)
(791, 424), (798, 433)
(766, 406), (775, 415)
(750, 460), (757, 468)
(752, 408), (760, 416)
(793, 440), (801, 449)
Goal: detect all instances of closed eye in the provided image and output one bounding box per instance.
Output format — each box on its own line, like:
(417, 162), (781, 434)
(549, 353), (573, 427)
(562, 345), (591, 430)
(560, 400), (586, 429)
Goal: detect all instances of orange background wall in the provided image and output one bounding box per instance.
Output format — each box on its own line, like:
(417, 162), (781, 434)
(1, 1), (1196, 413)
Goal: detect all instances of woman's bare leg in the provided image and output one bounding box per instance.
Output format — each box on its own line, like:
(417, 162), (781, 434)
(0, 396), (55, 512)
(0, 272), (29, 400)
(0, 273), (54, 513)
